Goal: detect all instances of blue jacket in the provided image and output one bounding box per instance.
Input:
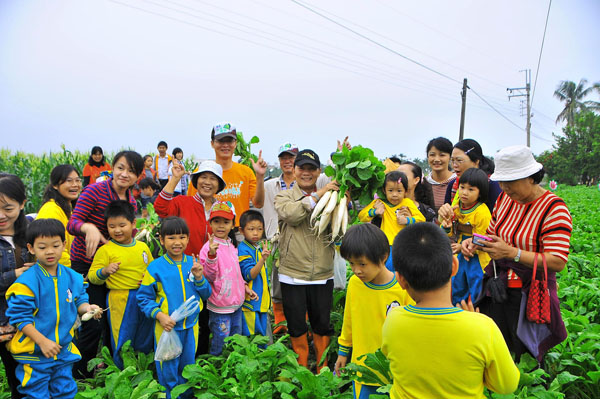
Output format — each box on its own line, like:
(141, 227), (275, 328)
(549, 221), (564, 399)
(137, 254), (212, 331)
(5, 263), (89, 362)
(238, 241), (271, 313)
(0, 236), (30, 325)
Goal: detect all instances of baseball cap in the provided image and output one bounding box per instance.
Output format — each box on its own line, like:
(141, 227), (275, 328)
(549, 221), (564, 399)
(278, 142), (299, 157)
(209, 201), (236, 221)
(294, 149), (320, 168)
(191, 161), (227, 193)
(211, 122), (237, 141)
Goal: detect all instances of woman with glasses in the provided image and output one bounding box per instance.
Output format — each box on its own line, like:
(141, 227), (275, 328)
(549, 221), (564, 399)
(438, 139), (502, 222)
(36, 165), (82, 267)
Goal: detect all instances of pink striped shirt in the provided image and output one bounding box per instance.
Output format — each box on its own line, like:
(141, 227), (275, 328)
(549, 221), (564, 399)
(487, 191), (572, 263)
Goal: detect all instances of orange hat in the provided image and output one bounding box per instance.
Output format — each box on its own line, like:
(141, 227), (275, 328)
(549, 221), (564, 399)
(209, 202), (235, 221)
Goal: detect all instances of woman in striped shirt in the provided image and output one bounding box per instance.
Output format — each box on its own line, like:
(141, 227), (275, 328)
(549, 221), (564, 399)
(67, 150), (144, 378)
(461, 145), (572, 361)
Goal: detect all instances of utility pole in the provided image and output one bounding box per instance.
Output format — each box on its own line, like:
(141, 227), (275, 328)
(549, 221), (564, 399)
(507, 69), (531, 147)
(459, 78), (468, 141)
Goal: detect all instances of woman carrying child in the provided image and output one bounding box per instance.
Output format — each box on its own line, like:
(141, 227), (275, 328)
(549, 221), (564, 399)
(36, 165), (82, 267)
(359, 170), (425, 272)
(0, 174), (34, 399)
(439, 168), (491, 306)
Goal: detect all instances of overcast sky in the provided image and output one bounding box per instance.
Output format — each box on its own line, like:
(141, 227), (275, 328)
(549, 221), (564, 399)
(1, 0), (598, 164)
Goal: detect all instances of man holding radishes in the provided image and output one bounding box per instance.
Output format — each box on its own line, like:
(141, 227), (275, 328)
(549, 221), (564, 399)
(274, 149), (339, 372)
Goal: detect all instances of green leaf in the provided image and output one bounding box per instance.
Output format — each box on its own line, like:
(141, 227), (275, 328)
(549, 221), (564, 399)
(332, 152), (346, 166)
(356, 168), (373, 180)
(324, 165), (336, 177)
(250, 135), (260, 144)
(346, 161), (360, 169)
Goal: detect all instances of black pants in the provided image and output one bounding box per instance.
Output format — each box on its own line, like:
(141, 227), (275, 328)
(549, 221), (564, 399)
(195, 301), (210, 356)
(158, 179), (169, 189)
(281, 280), (334, 337)
(480, 287), (527, 361)
(71, 261), (110, 378)
(0, 341), (23, 398)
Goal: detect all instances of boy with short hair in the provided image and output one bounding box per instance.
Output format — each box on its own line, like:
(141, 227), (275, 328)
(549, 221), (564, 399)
(154, 140), (172, 188)
(238, 210), (271, 338)
(139, 177), (161, 218)
(87, 200), (154, 369)
(381, 223), (519, 398)
(6, 219), (103, 398)
(335, 223), (413, 398)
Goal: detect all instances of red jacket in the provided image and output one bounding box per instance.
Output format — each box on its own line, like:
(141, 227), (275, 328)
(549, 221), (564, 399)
(154, 190), (211, 256)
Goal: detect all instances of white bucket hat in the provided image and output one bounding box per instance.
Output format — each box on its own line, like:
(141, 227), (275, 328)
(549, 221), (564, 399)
(490, 145), (543, 181)
(191, 160), (226, 193)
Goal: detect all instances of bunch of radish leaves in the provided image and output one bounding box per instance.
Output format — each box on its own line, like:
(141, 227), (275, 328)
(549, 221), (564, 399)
(234, 131), (260, 172)
(324, 145), (386, 206)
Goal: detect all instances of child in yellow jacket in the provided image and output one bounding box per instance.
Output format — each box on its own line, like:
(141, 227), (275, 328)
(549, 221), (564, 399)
(359, 171), (425, 271)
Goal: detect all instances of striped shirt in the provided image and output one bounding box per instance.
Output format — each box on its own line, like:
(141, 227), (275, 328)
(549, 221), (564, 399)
(67, 179), (137, 269)
(487, 191), (572, 263)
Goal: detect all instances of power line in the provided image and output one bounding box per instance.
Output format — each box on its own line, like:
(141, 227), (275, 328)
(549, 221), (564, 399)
(289, 0), (463, 85)
(531, 0), (552, 108)
(104, 0), (463, 104)
(469, 87), (525, 131)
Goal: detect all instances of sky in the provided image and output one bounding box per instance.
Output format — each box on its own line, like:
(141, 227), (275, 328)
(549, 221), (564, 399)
(1, 0), (599, 164)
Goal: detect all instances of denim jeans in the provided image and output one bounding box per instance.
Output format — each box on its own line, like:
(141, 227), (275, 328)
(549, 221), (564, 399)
(208, 308), (242, 355)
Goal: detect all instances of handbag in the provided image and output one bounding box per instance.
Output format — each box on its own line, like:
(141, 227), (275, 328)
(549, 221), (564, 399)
(526, 253), (551, 324)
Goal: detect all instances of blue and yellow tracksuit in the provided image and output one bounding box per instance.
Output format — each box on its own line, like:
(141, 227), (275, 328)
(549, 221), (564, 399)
(137, 254), (212, 399)
(5, 263), (88, 399)
(238, 241), (271, 337)
(88, 239), (154, 369)
(444, 202), (492, 305)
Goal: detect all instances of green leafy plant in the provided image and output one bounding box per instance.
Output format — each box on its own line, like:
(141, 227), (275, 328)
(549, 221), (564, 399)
(135, 203), (163, 257)
(75, 342), (164, 399)
(234, 131), (260, 172)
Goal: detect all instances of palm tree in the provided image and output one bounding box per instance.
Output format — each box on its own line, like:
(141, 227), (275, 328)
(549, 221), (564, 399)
(553, 79), (600, 126)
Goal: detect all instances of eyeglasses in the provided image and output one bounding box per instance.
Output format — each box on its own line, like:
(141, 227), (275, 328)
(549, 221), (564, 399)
(216, 137), (236, 144)
(450, 158), (467, 165)
(65, 178), (83, 185)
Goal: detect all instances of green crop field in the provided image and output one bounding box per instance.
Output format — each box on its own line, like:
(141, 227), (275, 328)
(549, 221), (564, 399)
(1, 149), (599, 398)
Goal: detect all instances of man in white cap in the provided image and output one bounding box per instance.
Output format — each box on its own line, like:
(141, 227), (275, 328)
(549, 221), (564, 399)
(188, 123), (267, 230)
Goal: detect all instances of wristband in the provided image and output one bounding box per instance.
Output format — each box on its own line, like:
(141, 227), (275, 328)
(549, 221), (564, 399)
(368, 208), (376, 218)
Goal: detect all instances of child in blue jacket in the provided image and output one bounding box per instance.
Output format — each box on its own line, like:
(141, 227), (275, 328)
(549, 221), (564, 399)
(6, 219), (103, 399)
(237, 210), (271, 338)
(137, 217), (212, 399)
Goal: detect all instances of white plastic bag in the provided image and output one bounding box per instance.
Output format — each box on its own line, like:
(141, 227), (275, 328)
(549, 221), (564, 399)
(154, 296), (200, 361)
(333, 247), (347, 290)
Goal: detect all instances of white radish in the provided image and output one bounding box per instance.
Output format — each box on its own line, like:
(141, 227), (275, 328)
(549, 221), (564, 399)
(81, 309), (100, 321)
(318, 211), (332, 236)
(311, 190), (332, 225)
(331, 196), (347, 239)
(341, 203), (349, 235)
(322, 191), (338, 216)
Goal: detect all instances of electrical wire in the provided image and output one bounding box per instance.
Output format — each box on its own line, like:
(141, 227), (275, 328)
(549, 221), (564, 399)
(469, 87), (525, 131)
(531, 0), (552, 108)
(289, 0), (463, 85)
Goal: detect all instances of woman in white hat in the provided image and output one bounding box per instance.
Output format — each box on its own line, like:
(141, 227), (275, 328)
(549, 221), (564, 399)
(461, 145), (573, 362)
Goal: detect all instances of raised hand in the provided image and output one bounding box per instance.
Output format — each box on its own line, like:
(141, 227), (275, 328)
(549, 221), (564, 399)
(336, 136), (352, 151)
(208, 234), (220, 256)
(191, 254), (204, 279)
(171, 160), (186, 180)
(250, 150), (268, 177)
(261, 241), (272, 258)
